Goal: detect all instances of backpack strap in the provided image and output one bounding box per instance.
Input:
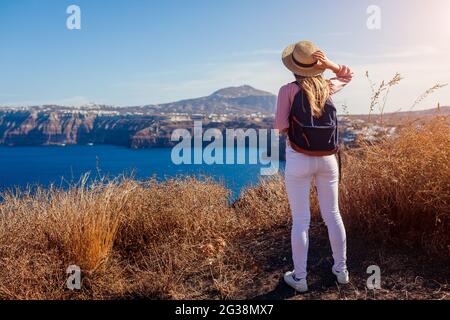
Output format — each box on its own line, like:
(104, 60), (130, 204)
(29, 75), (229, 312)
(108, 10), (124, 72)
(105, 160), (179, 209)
(337, 149), (342, 182)
(336, 113), (342, 182)
(291, 81), (301, 88)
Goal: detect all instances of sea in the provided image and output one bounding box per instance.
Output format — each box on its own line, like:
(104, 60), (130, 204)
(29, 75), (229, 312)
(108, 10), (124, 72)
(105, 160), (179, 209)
(0, 145), (285, 198)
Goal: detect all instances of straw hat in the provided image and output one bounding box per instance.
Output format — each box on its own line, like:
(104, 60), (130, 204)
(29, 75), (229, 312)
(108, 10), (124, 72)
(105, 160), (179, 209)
(282, 40), (324, 77)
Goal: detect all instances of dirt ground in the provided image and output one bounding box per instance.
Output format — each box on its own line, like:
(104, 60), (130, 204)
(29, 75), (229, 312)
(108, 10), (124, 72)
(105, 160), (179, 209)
(244, 222), (449, 300)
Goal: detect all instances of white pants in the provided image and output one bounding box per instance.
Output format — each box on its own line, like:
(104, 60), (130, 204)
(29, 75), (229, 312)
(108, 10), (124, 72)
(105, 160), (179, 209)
(285, 144), (347, 279)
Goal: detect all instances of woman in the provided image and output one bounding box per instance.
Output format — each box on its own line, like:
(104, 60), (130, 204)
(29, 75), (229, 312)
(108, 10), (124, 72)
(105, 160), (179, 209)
(275, 40), (353, 292)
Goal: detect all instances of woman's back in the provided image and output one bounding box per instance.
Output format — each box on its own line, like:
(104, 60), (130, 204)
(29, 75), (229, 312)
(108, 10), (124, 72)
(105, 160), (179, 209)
(277, 40), (353, 293)
(274, 65), (353, 133)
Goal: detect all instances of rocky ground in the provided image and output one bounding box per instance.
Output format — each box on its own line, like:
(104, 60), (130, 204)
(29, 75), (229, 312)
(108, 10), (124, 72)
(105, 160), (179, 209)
(245, 222), (449, 300)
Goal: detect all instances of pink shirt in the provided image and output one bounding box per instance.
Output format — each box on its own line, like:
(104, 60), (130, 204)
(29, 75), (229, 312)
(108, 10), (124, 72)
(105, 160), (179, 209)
(274, 65), (353, 131)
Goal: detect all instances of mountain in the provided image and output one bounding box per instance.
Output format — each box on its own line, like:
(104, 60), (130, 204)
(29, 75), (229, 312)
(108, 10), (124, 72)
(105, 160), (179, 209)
(142, 85), (277, 114)
(347, 106), (450, 123)
(211, 85), (274, 98)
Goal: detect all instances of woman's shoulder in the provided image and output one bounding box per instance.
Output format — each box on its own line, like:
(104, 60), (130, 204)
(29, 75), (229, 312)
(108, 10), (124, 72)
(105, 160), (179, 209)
(277, 82), (301, 107)
(280, 81), (298, 89)
(279, 82), (299, 94)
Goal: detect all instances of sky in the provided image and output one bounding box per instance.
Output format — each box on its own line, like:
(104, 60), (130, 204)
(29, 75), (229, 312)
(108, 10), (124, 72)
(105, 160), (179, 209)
(0, 0), (449, 114)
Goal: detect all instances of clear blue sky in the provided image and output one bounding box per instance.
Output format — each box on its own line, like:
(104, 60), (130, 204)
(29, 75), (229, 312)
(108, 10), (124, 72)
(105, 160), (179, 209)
(1, 0), (449, 113)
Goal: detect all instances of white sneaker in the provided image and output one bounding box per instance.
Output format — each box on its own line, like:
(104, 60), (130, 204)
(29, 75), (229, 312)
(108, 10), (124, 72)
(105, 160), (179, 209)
(332, 267), (350, 284)
(283, 271), (308, 293)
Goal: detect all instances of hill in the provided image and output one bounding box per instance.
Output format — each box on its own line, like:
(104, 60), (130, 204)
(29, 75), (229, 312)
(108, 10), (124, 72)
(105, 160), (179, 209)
(145, 85), (277, 114)
(347, 106), (450, 123)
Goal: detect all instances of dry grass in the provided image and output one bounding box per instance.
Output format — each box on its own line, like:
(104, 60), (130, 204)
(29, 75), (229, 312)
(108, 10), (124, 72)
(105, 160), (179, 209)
(366, 71), (403, 123)
(340, 116), (450, 253)
(0, 118), (449, 300)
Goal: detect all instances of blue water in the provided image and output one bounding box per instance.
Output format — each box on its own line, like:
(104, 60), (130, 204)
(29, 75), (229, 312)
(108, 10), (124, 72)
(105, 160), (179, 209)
(0, 146), (285, 198)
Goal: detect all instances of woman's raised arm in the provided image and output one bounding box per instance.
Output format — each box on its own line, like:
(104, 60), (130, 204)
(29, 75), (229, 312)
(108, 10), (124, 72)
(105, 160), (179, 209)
(312, 50), (353, 95)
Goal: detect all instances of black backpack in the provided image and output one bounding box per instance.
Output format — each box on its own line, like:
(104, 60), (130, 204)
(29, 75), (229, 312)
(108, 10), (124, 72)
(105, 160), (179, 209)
(288, 82), (342, 177)
(288, 82), (339, 155)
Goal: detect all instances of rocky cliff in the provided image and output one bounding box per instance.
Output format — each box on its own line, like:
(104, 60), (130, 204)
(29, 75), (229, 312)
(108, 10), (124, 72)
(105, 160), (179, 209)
(0, 111), (275, 148)
(0, 85), (277, 147)
(0, 111), (160, 147)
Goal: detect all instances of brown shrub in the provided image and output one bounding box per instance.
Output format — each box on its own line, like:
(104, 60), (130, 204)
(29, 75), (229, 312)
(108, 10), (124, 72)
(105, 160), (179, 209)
(340, 117), (450, 253)
(233, 175), (290, 229)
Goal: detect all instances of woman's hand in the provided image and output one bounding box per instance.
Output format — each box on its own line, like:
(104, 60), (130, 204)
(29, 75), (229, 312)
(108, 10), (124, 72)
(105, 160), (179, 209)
(312, 51), (340, 73)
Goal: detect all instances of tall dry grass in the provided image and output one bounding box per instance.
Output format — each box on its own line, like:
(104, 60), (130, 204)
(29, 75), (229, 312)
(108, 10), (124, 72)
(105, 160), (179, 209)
(340, 117), (450, 253)
(0, 176), (275, 299)
(0, 179), (137, 299)
(0, 118), (448, 298)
